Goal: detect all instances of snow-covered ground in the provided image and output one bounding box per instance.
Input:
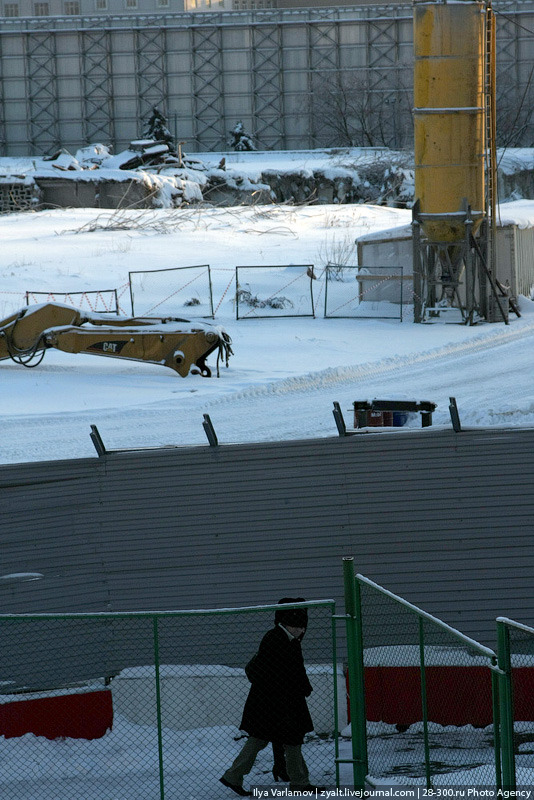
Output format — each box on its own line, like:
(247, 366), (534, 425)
(2, 185), (534, 465)
(3, 151), (534, 793)
(4, 714), (534, 798)
(1, 714), (339, 800)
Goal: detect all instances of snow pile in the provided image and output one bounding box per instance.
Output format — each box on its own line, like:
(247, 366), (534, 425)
(2, 145), (534, 209)
(199, 146), (534, 207)
(0, 143), (211, 209)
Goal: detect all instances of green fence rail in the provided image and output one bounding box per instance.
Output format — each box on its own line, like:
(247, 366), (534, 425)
(342, 558), (505, 790)
(0, 600), (340, 800)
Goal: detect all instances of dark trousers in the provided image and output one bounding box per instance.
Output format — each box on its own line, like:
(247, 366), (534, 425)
(222, 736), (310, 788)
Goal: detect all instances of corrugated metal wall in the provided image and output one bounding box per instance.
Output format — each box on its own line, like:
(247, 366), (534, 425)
(1, 426), (534, 651)
(513, 227), (534, 298)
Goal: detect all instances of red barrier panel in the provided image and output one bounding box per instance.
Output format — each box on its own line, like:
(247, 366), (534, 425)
(0, 689), (113, 740)
(348, 667), (534, 728)
(364, 666), (494, 727)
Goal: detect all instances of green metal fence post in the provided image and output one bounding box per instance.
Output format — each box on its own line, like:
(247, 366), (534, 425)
(497, 619), (516, 791)
(418, 617), (432, 789)
(332, 609), (341, 788)
(491, 666), (503, 791)
(343, 557), (367, 790)
(153, 614), (166, 800)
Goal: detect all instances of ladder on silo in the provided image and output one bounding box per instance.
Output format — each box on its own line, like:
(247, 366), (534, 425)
(484, 2), (499, 319)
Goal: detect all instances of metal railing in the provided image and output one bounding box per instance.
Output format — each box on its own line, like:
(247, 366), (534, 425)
(342, 558), (503, 790)
(496, 617), (534, 790)
(0, 601), (339, 800)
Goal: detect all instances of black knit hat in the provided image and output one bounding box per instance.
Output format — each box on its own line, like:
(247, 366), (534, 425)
(274, 597), (308, 628)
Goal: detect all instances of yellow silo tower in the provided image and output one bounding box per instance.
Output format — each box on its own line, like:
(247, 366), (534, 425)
(412, 0), (498, 323)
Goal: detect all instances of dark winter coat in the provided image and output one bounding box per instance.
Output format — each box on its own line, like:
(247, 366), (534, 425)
(239, 624), (313, 746)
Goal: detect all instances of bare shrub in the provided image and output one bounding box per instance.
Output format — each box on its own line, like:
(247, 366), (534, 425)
(316, 231), (358, 280)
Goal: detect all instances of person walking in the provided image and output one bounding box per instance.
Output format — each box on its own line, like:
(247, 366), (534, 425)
(220, 597), (324, 796)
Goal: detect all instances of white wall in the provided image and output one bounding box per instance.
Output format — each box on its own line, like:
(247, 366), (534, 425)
(111, 665), (348, 734)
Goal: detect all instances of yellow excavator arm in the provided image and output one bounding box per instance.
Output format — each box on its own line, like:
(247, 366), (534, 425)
(0, 303), (233, 378)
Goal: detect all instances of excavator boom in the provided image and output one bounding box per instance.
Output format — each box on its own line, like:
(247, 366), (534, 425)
(0, 303), (232, 377)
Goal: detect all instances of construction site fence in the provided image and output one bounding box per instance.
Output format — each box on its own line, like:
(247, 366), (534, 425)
(0, 600), (339, 800)
(9, 263), (415, 323)
(3, 564), (534, 797)
(495, 617), (534, 792)
(235, 264), (316, 319)
(24, 289), (120, 315)
(128, 264), (215, 319)
(324, 264), (408, 321)
(342, 558), (528, 791)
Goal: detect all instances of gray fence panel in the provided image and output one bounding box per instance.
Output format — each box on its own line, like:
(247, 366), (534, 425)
(2, 427), (534, 658)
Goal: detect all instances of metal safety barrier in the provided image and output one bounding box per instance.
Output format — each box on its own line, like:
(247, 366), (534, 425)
(0, 601), (339, 800)
(496, 617), (534, 790)
(342, 559), (503, 790)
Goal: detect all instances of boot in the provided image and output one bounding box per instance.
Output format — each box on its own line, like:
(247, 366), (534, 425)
(271, 741), (289, 782)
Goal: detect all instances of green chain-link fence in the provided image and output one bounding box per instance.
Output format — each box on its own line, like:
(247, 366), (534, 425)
(496, 617), (534, 790)
(342, 559), (502, 790)
(0, 601), (341, 800)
